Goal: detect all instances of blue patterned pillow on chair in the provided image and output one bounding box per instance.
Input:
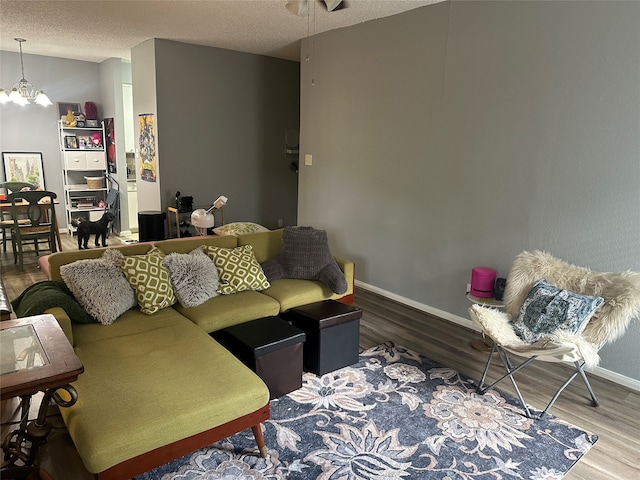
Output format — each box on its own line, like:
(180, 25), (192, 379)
(512, 279), (604, 343)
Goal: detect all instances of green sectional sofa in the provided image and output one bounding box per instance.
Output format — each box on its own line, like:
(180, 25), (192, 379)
(43, 229), (354, 479)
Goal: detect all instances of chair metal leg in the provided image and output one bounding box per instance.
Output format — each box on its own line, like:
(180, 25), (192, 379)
(477, 342), (498, 391)
(476, 346), (600, 419)
(477, 346), (537, 418)
(499, 348), (535, 418)
(576, 361), (599, 407)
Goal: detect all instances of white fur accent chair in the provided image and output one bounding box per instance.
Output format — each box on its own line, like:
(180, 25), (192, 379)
(469, 250), (640, 419)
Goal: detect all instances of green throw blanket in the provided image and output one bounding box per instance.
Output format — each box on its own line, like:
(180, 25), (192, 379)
(11, 281), (96, 324)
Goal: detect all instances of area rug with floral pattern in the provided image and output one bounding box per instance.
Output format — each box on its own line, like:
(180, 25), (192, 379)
(136, 341), (597, 480)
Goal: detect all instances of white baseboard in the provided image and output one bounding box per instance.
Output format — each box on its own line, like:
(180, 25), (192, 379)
(355, 280), (640, 392)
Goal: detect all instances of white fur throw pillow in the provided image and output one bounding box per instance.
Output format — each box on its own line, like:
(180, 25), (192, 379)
(162, 247), (219, 308)
(60, 249), (137, 325)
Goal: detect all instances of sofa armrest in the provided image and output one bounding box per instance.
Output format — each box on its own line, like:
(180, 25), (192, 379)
(334, 256), (355, 296)
(44, 306), (74, 346)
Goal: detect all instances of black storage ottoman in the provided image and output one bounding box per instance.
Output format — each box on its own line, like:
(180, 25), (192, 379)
(282, 300), (362, 376)
(212, 316), (306, 399)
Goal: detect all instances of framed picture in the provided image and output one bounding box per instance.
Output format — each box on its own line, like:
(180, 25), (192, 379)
(86, 119), (99, 128)
(57, 102), (82, 119)
(2, 152), (46, 190)
(77, 135), (91, 149)
(65, 136), (79, 149)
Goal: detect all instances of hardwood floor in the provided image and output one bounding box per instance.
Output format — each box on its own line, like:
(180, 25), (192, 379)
(1, 233), (638, 478)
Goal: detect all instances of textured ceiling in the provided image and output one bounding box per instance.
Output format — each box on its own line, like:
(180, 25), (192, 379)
(0, 0), (441, 63)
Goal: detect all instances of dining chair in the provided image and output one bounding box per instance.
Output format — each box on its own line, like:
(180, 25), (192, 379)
(7, 190), (58, 270)
(0, 182), (36, 253)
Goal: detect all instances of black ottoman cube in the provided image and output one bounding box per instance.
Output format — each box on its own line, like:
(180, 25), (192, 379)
(212, 316), (306, 399)
(282, 300), (361, 375)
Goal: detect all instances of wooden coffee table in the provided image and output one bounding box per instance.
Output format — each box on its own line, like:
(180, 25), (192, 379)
(1, 314), (84, 468)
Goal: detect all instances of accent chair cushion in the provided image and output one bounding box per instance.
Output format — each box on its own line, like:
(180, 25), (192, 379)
(162, 247), (219, 308)
(512, 279), (604, 343)
(60, 249), (136, 325)
(121, 247), (176, 314)
(203, 244), (270, 294)
(261, 226), (347, 294)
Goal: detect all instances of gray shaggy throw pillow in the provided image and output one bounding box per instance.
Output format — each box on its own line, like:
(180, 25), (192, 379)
(261, 226), (347, 294)
(162, 247), (219, 308)
(60, 249), (137, 325)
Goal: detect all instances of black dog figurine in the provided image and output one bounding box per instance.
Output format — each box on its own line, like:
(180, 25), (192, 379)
(74, 212), (115, 249)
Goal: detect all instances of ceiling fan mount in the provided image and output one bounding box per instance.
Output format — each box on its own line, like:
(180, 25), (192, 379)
(286, 0), (347, 17)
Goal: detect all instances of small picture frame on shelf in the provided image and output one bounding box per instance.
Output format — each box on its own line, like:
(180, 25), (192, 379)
(76, 120), (86, 128)
(64, 136), (78, 149)
(57, 102), (82, 119)
(86, 119), (99, 128)
(77, 135), (90, 149)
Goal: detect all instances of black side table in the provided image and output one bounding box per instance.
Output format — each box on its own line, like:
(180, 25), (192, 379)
(213, 317), (306, 399)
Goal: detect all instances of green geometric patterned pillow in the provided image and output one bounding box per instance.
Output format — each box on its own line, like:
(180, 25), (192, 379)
(203, 244), (270, 294)
(121, 247), (176, 314)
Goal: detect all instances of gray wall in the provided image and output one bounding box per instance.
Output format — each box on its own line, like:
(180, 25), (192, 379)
(0, 51), (102, 229)
(298, 1), (640, 382)
(143, 39), (300, 228)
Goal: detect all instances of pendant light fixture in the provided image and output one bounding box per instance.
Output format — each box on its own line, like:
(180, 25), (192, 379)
(0, 38), (52, 106)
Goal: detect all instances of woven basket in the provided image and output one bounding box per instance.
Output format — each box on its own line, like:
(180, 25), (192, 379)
(85, 176), (103, 189)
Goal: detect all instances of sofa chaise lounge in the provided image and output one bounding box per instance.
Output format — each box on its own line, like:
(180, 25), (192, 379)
(41, 228), (354, 479)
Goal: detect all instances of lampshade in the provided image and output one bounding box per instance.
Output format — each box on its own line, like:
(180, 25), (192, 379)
(35, 90), (53, 106)
(9, 88), (29, 105)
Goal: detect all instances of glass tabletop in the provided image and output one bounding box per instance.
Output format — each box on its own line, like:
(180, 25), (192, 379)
(0, 324), (49, 376)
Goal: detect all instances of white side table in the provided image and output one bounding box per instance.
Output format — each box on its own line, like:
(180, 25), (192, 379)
(466, 293), (504, 352)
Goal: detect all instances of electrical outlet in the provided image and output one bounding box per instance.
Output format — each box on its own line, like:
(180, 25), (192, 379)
(305, 154), (313, 166)
(277, 219), (283, 227)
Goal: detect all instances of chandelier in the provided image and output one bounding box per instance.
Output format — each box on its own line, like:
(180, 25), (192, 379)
(0, 38), (52, 106)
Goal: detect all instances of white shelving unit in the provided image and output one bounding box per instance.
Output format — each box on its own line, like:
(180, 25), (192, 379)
(57, 120), (108, 235)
